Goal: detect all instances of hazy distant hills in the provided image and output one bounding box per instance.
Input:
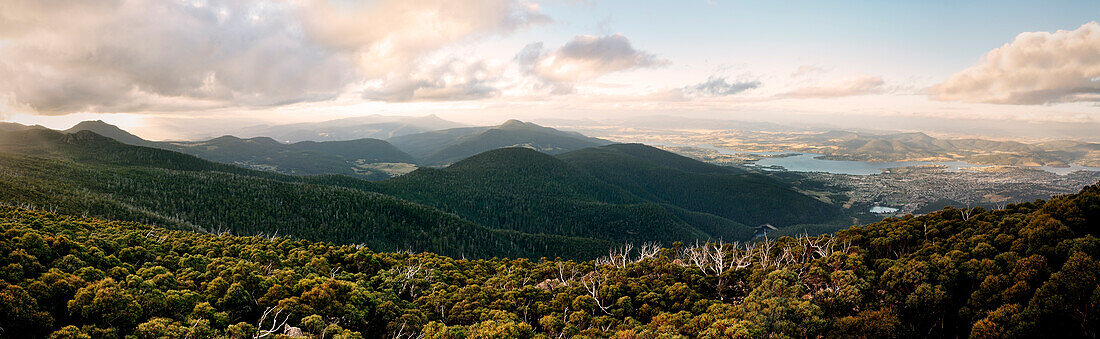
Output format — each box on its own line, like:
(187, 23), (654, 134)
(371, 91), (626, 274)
(65, 120), (417, 179)
(802, 131), (1100, 167)
(0, 121), (45, 132)
(389, 119), (612, 165)
(65, 119), (614, 176)
(235, 114), (466, 142)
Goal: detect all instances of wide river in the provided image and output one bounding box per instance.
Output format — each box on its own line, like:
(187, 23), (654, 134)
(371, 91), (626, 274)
(677, 143), (1100, 176)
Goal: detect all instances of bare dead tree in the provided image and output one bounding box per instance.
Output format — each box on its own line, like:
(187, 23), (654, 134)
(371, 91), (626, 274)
(254, 307), (289, 338)
(579, 271), (612, 315)
(396, 262), (424, 297)
(556, 262), (578, 285)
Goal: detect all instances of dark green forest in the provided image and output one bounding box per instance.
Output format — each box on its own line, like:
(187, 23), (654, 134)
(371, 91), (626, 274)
(0, 130), (610, 259)
(371, 148), (756, 245)
(1, 183), (1097, 338)
(0, 129), (843, 260)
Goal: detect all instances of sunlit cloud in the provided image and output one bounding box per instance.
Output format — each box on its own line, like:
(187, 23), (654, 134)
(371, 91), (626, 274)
(0, 0), (548, 115)
(930, 21), (1100, 105)
(517, 34), (668, 93)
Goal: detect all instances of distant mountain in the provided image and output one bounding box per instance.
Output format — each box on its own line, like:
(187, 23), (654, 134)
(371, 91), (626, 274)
(62, 120), (416, 179)
(799, 131), (1100, 167)
(533, 115), (803, 134)
(0, 121), (43, 132)
(558, 144), (842, 227)
(371, 147), (755, 243)
(291, 138), (416, 163)
(64, 120), (153, 146)
(235, 114), (466, 142)
(0, 128), (607, 259)
(389, 119), (612, 165)
(162, 136), (416, 179)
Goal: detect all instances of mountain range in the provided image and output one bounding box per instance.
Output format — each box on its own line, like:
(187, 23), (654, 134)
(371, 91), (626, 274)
(0, 121), (847, 258)
(65, 119), (616, 177)
(233, 114), (466, 142)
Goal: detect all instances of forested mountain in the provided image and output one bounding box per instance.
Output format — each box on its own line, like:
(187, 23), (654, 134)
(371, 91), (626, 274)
(2, 181), (1097, 338)
(64, 121), (416, 180)
(233, 114), (466, 142)
(388, 120), (611, 165)
(290, 139), (415, 164)
(364, 145), (845, 244)
(386, 126), (492, 158)
(559, 144), (843, 227)
(371, 147), (756, 244)
(0, 129), (608, 259)
(161, 136), (415, 179)
(63, 120), (153, 146)
(0, 128), (842, 259)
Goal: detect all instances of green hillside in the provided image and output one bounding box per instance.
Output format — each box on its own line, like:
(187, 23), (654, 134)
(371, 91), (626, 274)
(0, 130), (607, 259)
(371, 147), (752, 243)
(1, 182), (1096, 338)
(559, 144), (843, 227)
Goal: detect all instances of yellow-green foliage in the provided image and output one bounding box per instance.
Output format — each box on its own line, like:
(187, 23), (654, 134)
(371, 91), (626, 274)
(1, 183), (1098, 338)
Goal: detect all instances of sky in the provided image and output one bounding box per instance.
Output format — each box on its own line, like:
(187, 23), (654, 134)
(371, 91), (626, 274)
(1, 0), (1098, 140)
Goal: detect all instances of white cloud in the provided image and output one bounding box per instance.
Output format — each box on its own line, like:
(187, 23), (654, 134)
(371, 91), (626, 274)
(930, 22), (1100, 105)
(0, 0), (548, 115)
(0, 0), (353, 114)
(779, 75), (885, 98)
(791, 65), (828, 78)
(517, 34), (667, 91)
(294, 0), (549, 78)
(362, 58), (504, 102)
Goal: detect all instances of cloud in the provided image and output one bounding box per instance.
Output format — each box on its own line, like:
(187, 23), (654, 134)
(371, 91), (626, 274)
(681, 76), (760, 97)
(780, 75), (885, 98)
(0, 0), (548, 115)
(930, 22), (1100, 105)
(295, 0), (549, 78)
(362, 58), (503, 102)
(0, 0), (354, 115)
(517, 34), (667, 90)
(791, 65), (828, 78)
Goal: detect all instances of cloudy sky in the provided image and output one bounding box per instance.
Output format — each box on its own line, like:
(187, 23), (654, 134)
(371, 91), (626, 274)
(1, 0), (1099, 139)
